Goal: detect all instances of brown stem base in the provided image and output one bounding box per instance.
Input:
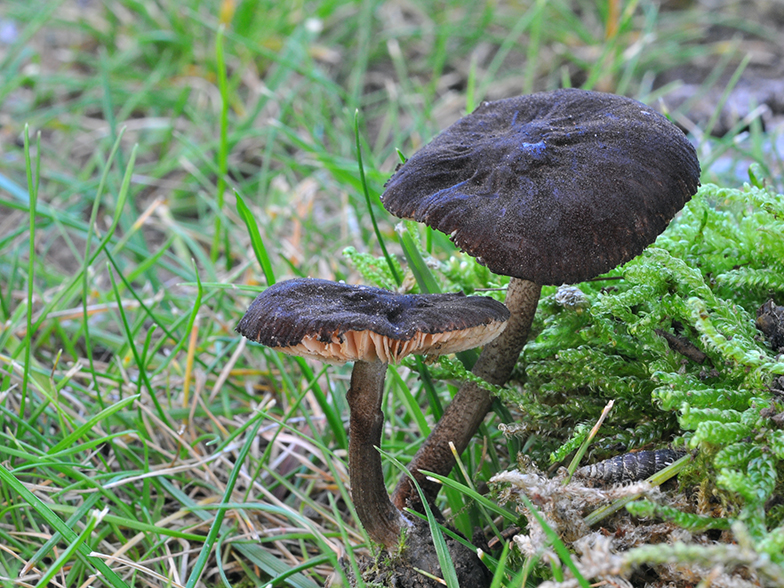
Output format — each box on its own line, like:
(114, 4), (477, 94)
(347, 359), (408, 548)
(392, 278), (541, 510)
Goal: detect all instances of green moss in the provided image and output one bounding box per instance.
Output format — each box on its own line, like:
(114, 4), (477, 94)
(342, 246), (404, 291)
(499, 178), (784, 577)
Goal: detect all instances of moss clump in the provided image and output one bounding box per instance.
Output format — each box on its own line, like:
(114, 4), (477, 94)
(498, 175), (784, 584)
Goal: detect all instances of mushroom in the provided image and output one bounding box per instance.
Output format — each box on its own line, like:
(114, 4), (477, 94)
(381, 88), (701, 509)
(236, 278), (510, 548)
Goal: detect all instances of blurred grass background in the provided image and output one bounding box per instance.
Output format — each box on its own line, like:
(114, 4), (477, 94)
(1, 0), (783, 586)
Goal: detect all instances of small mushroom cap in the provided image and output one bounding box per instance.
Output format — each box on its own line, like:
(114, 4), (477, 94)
(381, 88), (701, 285)
(236, 278), (510, 364)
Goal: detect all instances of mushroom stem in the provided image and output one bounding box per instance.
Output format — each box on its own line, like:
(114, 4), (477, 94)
(472, 278), (542, 385)
(392, 278), (541, 509)
(347, 359), (408, 549)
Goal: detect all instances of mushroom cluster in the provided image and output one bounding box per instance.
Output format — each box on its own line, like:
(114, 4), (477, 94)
(381, 88), (701, 509)
(236, 278), (509, 549)
(238, 89), (701, 560)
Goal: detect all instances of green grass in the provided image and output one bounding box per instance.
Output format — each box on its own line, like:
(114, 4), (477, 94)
(1, 0), (784, 586)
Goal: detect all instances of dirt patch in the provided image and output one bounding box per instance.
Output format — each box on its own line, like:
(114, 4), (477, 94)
(334, 519), (492, 588)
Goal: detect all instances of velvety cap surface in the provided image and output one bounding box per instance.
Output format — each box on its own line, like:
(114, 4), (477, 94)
(236, 278), (510, 363)
(381, 88), (701, 285)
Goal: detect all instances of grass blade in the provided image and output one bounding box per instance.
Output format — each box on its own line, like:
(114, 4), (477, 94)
(25, 493), (103, 573)
(47, 394), (139, 455)
(211, 25), (230, 267)
(28, 144), (137, 337)
(565, 399), (614, 480)
(82, 129), (127, 409)
(354, 110), (401, 287)
(422, 471), (518, 522)
(396, 222), (441, 294)
(184, 412), (265, 588)
(35, 508), (106, 588)
(108, 265), (171, 428)
(19, 126), (39, 432)
(0, 464), (130, 588)
(235, 190), (276, 286)
(385, 451), (460, 588)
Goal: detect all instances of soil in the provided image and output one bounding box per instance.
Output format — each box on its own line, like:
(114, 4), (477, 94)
(334, 519), (493, 588)
(655, 0), (784, 136)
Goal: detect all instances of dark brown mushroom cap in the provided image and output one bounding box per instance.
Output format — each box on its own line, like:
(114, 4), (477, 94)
(236, 278), (510, 364)
(381, 88), (701, 285)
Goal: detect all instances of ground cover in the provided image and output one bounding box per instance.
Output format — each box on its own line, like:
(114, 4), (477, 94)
(1, 1), (783, 586)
